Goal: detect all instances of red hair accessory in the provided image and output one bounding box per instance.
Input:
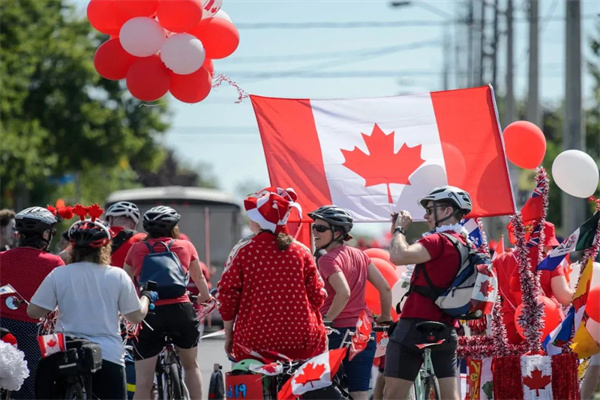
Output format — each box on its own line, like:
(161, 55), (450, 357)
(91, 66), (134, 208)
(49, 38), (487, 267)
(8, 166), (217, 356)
(87, 204), (104, 221)
(72, 204), (88, 221)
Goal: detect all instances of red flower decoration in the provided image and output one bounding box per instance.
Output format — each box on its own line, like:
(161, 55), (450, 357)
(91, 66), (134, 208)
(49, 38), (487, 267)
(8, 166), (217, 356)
(47, 205), (58, 215)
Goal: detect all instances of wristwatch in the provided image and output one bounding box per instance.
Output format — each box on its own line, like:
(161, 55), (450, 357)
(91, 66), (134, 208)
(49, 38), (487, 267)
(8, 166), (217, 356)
(393, 226), (406, 235)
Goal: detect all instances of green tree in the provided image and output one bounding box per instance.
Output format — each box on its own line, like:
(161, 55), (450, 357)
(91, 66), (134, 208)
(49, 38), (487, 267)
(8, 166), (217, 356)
(0, 0), (169, 208)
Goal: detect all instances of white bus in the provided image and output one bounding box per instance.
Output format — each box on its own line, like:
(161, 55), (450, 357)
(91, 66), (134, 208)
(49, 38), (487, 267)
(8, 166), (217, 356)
(105, 186), (242, 284)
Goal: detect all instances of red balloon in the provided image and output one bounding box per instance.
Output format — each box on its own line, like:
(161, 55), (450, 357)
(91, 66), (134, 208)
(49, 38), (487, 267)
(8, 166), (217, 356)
(587, 286), (600, 322)
(503, 121), (547, 169)
(126, 55), (171, 101)
(515, 295), (562, 341)
(94, 38), (137, 80)
(188, 17), (239, 59)
(87, 0), (131, 35)
(116, 0), (159, 17)
(202, 57), (214, 76)
(157, 0), (203, 33)
(365, 258), (399, 321)
(169, 67), (212, 103)
(364, 248), (390, 263)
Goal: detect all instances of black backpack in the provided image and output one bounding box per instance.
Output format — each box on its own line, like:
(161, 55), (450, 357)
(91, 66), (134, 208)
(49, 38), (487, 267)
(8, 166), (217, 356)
(111, 229), (135, 254)
(138, 240), (189, 299)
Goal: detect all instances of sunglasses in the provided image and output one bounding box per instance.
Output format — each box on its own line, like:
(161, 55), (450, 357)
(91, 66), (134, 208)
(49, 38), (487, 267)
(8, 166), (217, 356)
(312, 224), (331, 233)
(424, 205), (447, 216)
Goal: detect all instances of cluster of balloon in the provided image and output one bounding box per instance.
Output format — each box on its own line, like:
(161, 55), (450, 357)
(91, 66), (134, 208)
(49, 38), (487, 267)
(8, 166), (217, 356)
(89, 0), (239, 103)
(363, 248), (401, 321)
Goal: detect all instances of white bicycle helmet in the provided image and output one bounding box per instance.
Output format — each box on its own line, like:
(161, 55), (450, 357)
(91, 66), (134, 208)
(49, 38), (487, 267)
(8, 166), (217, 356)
(15, 207), (58, 233)
(143, 206), (181, 232)
(105, 201), (140, 225)
(418, 186), (472, 214)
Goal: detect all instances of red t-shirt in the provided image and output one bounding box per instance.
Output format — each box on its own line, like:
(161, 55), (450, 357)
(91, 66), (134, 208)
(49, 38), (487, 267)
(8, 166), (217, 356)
(318, 245), (372, 328)
(110, 227), (145, 268)
(125, 238), (199, 306)
(217, 232), (327, 361)
(0, 247), (65, 322)
(401, 232), (463, 325)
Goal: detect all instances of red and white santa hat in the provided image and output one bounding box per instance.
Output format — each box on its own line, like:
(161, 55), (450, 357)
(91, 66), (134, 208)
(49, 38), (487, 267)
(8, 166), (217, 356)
(244, 187), (302, 234)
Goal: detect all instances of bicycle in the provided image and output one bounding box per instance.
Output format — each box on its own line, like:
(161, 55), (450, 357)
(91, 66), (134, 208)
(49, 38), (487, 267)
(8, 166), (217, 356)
(411, 321), (447, 400)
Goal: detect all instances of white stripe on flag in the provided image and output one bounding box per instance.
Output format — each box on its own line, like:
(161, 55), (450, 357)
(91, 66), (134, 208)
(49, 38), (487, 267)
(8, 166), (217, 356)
(0, 284), (16, 295)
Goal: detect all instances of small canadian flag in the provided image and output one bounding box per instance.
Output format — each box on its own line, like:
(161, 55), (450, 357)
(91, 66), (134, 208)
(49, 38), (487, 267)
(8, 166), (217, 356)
(37, 333), (66, 358)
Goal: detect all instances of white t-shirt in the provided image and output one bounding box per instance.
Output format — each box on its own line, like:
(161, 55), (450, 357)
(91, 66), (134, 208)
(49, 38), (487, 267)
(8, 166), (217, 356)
(31, 262), (141, 366)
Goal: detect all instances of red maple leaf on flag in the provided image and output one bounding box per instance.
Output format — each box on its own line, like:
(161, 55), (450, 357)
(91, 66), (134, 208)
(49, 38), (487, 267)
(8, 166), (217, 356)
(522, 368), (551, 396)
(479, 279), (493, 296)
(341, 123), (425, 204)
(262, 363), (278, 374)
(294, 363), (326, 387)
(47, 338), (57, 347)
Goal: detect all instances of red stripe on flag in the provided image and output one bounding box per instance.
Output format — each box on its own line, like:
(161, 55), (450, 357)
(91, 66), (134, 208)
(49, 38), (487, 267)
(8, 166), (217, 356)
(430, 86), (514, 218)
(250, 95), (332, 220)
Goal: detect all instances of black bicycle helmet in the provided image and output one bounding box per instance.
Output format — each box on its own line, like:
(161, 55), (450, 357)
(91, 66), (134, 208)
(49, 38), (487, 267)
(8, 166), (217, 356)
(105, 201), (140, 225)
(308, 205), (354, 234)
(143, 206), (181, 232)
(418, 186), (472, 214)
(68, 219), (112, 248)
(15, 207), (58, 233)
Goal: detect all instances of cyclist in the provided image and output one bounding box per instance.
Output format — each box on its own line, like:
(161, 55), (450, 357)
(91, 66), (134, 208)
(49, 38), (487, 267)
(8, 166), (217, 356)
(384, 186), (472, 400)
(124, 205), (212, 400)
(309, 205), (392, 400)
(105, 201), (146, 268)
(0, 206), (64, 399)
(28, 216), (153, 399)
(218, 187), (327, 362)
(0, 209), (16, 251)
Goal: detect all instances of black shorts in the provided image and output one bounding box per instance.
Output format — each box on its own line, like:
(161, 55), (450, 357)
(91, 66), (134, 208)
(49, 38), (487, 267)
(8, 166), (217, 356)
(132, 302), (199, 360)
(383, 319), (457, 381)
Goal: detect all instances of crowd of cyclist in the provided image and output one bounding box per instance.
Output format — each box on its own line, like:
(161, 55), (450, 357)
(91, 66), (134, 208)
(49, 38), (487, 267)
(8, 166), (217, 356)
(1, 184), (598, 399)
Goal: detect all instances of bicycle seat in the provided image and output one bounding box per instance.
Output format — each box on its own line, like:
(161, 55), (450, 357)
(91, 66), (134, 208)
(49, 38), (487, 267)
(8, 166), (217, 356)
(415, 321), (446, 343)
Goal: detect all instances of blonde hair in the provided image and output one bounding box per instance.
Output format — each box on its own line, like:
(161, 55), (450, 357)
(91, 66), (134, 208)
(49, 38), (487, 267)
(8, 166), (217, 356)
(71, 242), (112, 265)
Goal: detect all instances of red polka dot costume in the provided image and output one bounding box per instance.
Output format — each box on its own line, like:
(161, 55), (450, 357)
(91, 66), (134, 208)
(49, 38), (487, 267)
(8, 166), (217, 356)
(217, 187), (327, 361)
(218, 233), (327, 361)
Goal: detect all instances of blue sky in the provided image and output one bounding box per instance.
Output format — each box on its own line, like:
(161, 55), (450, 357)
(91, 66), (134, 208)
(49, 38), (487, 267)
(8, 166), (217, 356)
(73, 0), (599, 235)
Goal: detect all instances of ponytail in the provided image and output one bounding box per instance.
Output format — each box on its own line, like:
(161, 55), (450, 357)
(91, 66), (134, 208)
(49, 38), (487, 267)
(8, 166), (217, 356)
(276, 232), (293, 251)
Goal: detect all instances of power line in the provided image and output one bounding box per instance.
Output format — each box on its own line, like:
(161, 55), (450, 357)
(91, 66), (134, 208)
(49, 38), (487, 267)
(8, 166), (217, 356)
(231, 39), (440, 63)
(233, 15), (595, 30)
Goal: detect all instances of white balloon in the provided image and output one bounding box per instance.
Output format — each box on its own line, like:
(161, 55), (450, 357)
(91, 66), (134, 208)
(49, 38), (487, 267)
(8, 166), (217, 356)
(201, 0), (223, 18)
(552, 150), (599, 198)
(214, 9), (232, 22)
(120, 17), (165, 57)
(160, 33), (206, 75)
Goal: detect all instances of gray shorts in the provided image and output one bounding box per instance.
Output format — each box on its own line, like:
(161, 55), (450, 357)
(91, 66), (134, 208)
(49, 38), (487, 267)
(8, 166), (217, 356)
(383, 319), (458, 381)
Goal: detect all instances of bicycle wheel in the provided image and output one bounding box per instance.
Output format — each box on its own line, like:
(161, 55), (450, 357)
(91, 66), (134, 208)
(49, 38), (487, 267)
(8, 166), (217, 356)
(423, 375), (440, 400)
(165, 363), (183, 400)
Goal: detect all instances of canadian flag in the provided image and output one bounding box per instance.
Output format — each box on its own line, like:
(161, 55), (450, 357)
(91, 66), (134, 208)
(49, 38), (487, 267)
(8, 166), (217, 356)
(37, 333), (66, 358)
(277, 347), (347, 400)
(349, 310), (372, 361)
(521, 355), (553, 400)
(251, 86), (515, 222)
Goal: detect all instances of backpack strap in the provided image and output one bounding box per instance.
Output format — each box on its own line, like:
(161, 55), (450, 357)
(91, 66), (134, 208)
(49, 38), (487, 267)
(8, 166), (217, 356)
(144, 239), (175, 253)
(111, 229), (135, 254)
(408, 232), (467, 300)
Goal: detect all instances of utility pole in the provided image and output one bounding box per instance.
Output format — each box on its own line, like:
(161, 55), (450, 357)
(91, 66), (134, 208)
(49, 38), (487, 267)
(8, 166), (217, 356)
(492, 0), (499, 89)
(443, 25), (451, 89)
(478, 0), (486, 85)
(562, 0), (586, 234)
(505, 0), (515, 127)
(467, 0), (475, 86)
(527, 0), (540, 127)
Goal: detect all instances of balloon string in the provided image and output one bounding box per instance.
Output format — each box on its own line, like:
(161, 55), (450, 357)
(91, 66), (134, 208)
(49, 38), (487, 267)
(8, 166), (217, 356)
(212, 73), (249, 104)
